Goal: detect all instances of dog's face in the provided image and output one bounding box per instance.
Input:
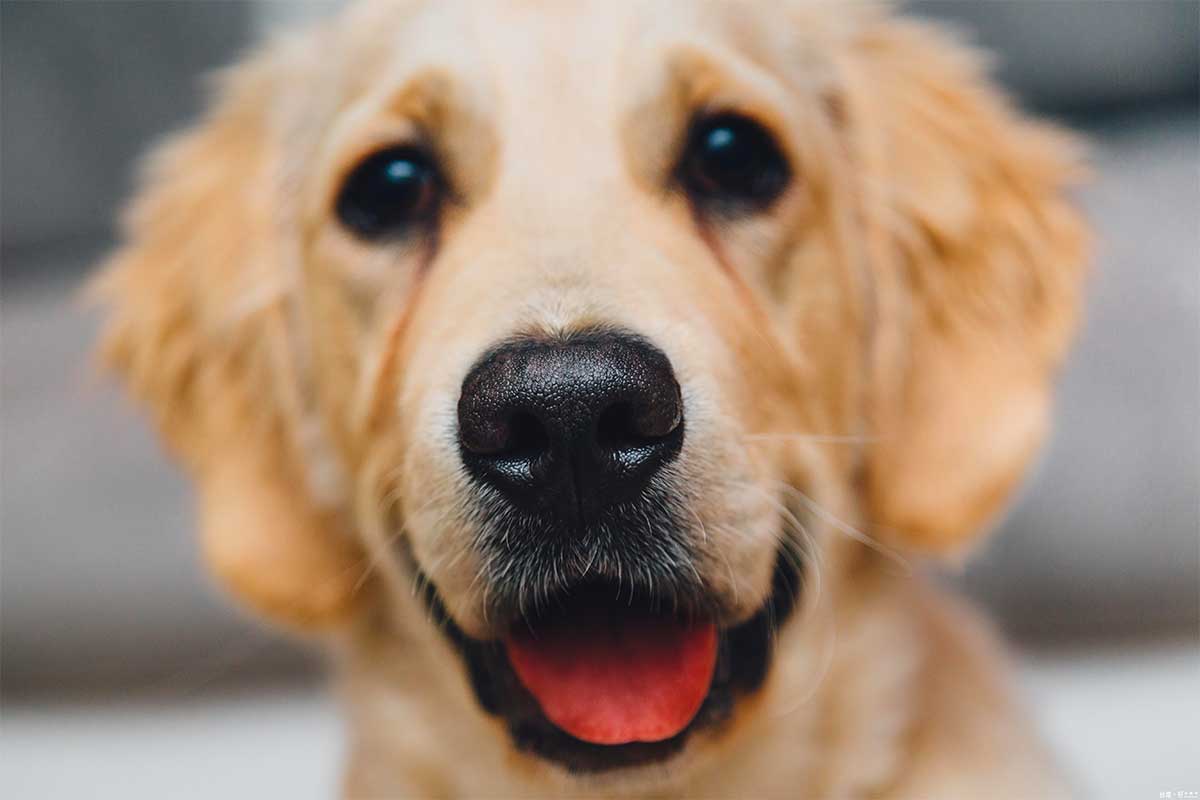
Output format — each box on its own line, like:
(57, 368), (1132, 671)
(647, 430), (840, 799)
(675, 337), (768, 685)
(97, 0), (1086, 785)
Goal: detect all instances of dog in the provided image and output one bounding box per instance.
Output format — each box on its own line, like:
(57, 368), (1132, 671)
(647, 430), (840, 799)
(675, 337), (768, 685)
(94, 1), (1088, 796)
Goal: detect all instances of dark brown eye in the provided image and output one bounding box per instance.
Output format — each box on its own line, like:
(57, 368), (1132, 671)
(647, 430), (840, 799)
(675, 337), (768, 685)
(335, 146), (442, 240)
(679, 113), (790, 213)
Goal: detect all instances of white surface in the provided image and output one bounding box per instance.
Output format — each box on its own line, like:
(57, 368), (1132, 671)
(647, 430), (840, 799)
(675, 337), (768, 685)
(1, 686), (342, 800)
(1022, 644), (1200, 800)
(3, 644), (1197, 799)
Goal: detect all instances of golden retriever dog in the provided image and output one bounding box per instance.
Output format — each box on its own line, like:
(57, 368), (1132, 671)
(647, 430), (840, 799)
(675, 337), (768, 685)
(94, 1), (1088, 796)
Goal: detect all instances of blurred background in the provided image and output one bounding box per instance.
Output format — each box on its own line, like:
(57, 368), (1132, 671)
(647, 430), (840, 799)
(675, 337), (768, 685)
(2, 2), (1197, 797)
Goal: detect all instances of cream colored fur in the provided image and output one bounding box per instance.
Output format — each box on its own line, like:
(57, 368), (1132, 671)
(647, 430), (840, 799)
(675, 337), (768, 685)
(94, 2), (1087, 796)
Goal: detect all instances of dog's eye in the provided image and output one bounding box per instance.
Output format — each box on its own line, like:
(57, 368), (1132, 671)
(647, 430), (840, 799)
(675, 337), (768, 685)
(335, 146), (442, 240)
(679, 113), (790, 213)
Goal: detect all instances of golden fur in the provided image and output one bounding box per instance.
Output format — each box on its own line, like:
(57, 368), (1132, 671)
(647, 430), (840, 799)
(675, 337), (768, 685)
(94, 1), (1088, 796)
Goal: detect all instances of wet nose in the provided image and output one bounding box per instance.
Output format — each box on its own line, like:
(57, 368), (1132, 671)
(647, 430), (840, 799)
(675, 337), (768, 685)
(457, 331), (684, 526)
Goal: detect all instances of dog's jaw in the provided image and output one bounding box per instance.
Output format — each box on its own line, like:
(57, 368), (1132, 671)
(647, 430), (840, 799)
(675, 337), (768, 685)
(394, 534), (804, 776)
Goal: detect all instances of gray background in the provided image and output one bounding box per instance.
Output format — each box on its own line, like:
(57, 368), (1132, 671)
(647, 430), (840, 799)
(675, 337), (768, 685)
(1, 4), (1198, 796)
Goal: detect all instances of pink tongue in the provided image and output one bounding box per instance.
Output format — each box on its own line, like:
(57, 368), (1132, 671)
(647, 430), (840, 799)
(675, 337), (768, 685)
(505, 613), (717, 746)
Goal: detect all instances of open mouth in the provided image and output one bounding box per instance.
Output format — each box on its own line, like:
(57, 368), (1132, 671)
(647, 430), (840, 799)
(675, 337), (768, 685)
(413, 546), (802, 774)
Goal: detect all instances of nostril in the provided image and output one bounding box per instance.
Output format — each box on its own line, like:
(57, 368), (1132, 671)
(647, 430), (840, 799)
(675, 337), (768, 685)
(595, 397), (682, 453)
(504, 411), (550, 460)
(461, 409), (550, 460)
(596, 402), (640, 451)
(595, 402), (652, 451)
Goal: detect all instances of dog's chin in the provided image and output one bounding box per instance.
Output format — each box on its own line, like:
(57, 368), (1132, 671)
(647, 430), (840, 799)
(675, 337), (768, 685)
(409, 545), (802, 776)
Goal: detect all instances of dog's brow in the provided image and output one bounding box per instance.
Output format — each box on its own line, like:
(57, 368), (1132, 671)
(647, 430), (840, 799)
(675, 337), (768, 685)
(620, 41), (799, 203)
(318, 66), (497, 211)
(675, 43), (802, 126)
(378, 71), (469, 137)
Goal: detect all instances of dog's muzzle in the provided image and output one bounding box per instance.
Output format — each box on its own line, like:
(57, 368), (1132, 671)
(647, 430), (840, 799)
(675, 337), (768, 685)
(406, 328), (805, 773)
(454, 327), (702, 623)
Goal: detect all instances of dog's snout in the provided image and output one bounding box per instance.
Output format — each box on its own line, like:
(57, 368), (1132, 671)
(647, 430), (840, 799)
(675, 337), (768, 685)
(457, 331), (684, 524)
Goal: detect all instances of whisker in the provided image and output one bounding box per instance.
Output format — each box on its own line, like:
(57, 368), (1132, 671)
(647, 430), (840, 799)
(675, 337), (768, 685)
(771, 596), (838, 719)
(742, 432), (875, 445)
(743, 484), (821, 616)
(777, 484), (912, 575)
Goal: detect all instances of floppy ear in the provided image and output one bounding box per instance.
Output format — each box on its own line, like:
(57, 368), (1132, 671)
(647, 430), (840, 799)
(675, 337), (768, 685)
(92, 52), (367, 628)
(844, 17), (1089, 554)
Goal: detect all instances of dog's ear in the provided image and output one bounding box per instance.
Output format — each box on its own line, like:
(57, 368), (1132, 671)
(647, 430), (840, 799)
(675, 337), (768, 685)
(844, 17), (1089, 554)
(92, 52), (367, 628)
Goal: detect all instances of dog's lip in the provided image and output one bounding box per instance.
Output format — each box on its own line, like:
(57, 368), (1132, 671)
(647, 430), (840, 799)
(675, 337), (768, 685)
(403, 543), (802, 774)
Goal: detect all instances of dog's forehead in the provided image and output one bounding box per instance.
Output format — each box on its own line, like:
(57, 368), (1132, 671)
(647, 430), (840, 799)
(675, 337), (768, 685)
(392, 0), (702, 73)
(349, 0), (804, 124)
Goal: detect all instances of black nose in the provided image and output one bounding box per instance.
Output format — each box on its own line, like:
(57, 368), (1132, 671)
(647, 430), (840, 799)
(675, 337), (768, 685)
(457, 331), (684, 526)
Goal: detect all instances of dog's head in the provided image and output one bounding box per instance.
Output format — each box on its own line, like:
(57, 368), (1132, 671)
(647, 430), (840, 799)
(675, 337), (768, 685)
(95, 0), (1086, 783)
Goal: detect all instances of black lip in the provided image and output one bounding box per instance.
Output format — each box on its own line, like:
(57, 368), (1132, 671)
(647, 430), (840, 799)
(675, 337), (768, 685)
(410, 543), (803, 775)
